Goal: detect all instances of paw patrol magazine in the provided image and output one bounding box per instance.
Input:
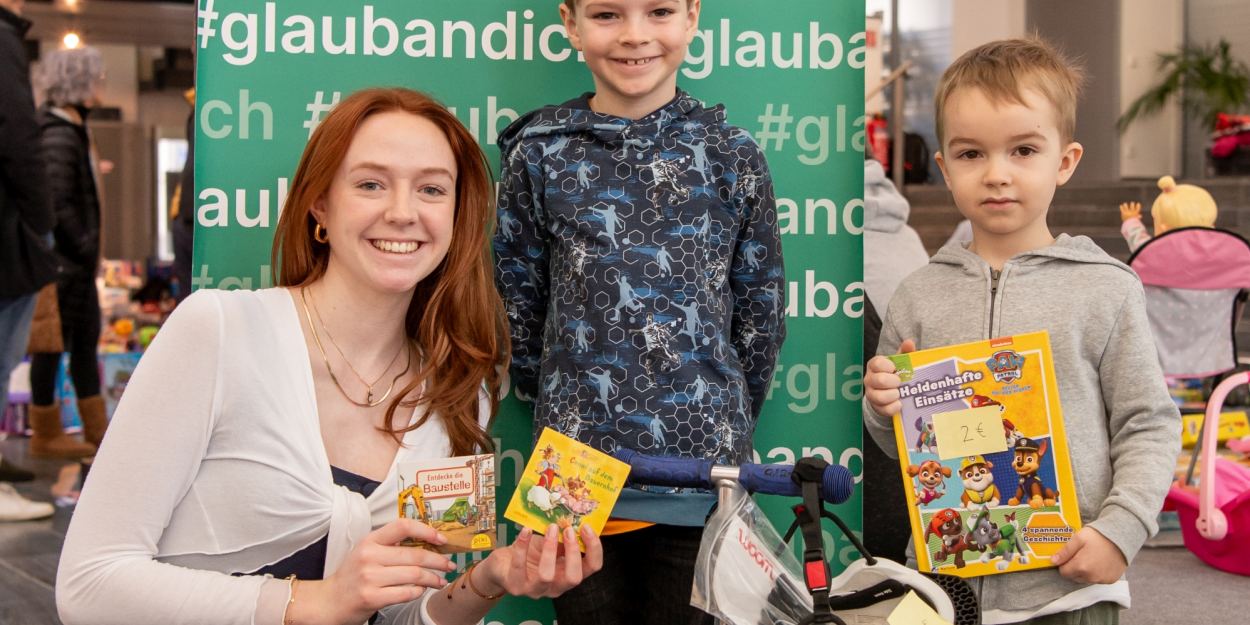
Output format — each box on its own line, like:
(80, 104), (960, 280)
(505, 427), (630, 550)
(888, 331), (1081, 577)
(397, 454), (497, 553)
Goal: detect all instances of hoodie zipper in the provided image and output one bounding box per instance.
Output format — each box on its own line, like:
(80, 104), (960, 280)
(989, 268), (1001, 337)
(970, 269), (1005, 602)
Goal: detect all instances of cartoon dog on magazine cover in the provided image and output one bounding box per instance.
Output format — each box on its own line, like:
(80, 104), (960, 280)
(966, 508), (1029, 571)
(908, 459), (951, 506)
(959, 455), (1000, 508)
(1008, 437), (1059, 508)
(925, 508), (970, 569)
(914, 417), (938, 453)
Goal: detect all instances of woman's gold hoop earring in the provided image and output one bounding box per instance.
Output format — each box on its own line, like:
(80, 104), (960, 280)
(313, 223), (329, 244)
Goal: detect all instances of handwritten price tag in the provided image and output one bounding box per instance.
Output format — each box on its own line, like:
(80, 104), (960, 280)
(931, 406), (1009, 460)
(887, 590), (953, 625)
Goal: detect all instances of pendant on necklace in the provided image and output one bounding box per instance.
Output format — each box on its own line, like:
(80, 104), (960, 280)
(366, 390), (374, 404)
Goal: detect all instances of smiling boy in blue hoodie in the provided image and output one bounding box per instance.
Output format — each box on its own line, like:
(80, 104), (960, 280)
(492, 1), (784, 623)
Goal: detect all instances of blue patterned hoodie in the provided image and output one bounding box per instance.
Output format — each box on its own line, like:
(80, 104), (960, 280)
(494, 91), (786, 524)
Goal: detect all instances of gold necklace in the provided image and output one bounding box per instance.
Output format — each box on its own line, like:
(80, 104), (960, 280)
(300, 287), (411, 408)
(308, 286), (406, 397)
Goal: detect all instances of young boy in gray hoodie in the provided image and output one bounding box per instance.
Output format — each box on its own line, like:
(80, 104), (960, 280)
(863, 38), (1180, 624)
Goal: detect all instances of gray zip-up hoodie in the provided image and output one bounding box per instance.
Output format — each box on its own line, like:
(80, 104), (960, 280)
(864, 234), (1181, 616)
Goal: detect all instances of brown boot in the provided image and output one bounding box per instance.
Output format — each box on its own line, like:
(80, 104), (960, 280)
(78, 395), (109, 448)
(28, 403), (96, 458)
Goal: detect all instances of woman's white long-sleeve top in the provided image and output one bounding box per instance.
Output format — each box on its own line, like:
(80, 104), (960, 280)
(56, 288), (488, 625)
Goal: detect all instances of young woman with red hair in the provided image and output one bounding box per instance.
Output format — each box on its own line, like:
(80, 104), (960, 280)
(57, 87), (602, 625)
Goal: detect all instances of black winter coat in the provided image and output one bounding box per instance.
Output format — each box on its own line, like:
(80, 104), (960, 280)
(39, 107), (101, 323)
(0, 7), (56, 298)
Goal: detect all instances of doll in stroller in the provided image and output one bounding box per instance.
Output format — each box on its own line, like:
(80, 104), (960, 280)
(1120, 176), (1250, 576)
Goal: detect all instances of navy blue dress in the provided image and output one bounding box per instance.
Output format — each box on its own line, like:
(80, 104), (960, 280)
(241, 466), (381, 580)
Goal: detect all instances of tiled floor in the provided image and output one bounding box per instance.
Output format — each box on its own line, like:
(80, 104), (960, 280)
(0, 438), (72, 625)
(2, 437), (1250, 625)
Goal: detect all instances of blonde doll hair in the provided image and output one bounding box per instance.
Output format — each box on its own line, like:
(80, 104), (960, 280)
(1152, 176), (1217, 234)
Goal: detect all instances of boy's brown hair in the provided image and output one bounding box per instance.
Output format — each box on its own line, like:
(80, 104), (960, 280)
(934, 37), (1085, 146)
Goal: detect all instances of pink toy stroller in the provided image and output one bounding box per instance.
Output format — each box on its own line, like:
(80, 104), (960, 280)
(1127, 227), (1250, 380)
(1137, 227), (1250, 575)
(1164, 370), (1250, 576)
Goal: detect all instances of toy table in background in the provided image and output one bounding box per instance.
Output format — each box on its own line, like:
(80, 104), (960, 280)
(0, 356), (81, 436)
(1165, 372), (1250, 576)
(2, 352), (145, 437)
(2, 361), (32, 437)
(1182, 411), (1250, 448)
(100, 352), (143, 419)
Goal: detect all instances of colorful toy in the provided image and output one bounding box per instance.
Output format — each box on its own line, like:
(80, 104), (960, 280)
(112, 318), (134, 338)
(1119, 176), (1218, 252)
(1228, 436), (1250, 458)
(1128, 221), (1250, 379)
(1165, 371), (1250, 576)
(137, 325), (160, 350)
(1181, 411), (1250, 448)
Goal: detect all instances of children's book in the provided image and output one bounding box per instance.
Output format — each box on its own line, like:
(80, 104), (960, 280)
(888, 331), (1081, 577)
(505, 427), (630, 550)
(398, 454), (497, 553)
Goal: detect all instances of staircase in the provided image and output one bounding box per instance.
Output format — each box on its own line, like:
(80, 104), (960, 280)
(902, 177), (1250, 359)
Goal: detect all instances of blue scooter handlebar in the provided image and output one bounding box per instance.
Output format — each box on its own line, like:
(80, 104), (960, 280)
(613, 449), (854, 504)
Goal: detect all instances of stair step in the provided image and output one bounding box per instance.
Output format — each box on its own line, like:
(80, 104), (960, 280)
(891, 177), (1250, 362)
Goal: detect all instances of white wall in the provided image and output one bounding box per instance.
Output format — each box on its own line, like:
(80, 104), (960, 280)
(950, 0), (1026, 59)
(866, 14), (886, 114)
(1119, 0), (1183, 179)
(139, 90), (192, 133)
(96, 43), (139, 123)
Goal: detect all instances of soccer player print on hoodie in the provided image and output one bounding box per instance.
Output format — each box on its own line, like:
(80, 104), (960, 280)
(495, 93), (784, 468)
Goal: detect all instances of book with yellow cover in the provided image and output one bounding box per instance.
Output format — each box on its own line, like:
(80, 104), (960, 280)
(505, 427), (630, 549)
(398, 454), (497, 554)
(888, 331), (1080, 577)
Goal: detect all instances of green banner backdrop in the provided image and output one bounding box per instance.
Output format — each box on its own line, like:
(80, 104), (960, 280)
(193, 1), (864, 621)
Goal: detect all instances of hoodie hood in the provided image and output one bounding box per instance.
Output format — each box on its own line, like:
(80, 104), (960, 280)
(864, 159), (911, 233)
(497, 89), (713, 160)
(930, 233), (1134, 278)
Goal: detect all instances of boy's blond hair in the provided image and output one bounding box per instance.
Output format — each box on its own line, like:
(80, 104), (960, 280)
(934, 37), (1085, 146)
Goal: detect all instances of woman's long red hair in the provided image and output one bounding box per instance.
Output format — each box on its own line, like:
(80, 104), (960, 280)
(271, 87), (507, 454)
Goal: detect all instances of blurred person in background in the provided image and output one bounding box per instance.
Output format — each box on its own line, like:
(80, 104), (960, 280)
(171, 88), (195, 302)
(864, 158), (930, 315)
(861, 157), (930, 561)
(0, 0), (56, 520)
(26, 45), (108, 459)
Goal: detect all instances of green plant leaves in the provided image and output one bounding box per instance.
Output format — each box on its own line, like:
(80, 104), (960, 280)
(1118, 39), (1250, 133)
